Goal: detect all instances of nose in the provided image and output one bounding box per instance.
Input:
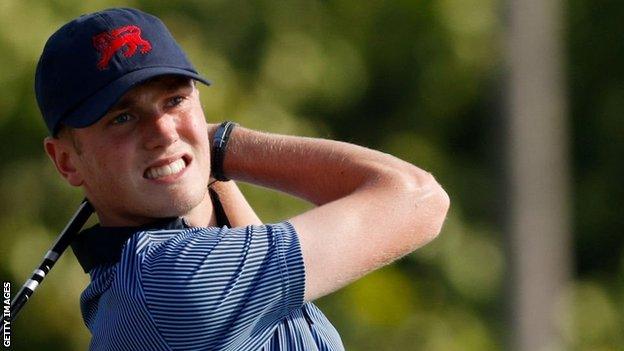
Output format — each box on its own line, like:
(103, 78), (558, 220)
(143, 113), (179, 150)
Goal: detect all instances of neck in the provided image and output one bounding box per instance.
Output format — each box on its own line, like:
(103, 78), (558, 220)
(182, 191), (218, 227)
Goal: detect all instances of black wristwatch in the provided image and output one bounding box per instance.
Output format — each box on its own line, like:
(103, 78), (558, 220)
(211, 121), (238, 181)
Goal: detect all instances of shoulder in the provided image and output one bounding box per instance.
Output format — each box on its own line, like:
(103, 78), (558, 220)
(135, 221), (303, 275)
(135, 222), (306, 340)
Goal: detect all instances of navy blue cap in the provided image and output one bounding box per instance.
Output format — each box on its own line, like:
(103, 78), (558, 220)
(35, 8), (210, 135)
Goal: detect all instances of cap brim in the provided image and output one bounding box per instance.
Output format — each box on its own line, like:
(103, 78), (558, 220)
(61, 67), (211, 132)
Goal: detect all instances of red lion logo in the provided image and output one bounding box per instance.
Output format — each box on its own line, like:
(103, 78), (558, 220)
(93, 25), (152, 70)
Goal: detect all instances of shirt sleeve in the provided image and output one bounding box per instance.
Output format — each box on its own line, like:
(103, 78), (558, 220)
(138, 221), (305, 348)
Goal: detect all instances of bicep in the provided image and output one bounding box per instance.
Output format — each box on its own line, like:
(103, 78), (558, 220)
(290, 179), (448, 302)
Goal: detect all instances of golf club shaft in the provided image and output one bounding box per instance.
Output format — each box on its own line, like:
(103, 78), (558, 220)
(7, 199), (93, 323)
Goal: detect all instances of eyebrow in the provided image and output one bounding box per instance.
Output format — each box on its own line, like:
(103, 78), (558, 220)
(108, 96), (136, 113)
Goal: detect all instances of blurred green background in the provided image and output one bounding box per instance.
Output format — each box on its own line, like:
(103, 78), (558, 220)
(0, 0), (622, 350)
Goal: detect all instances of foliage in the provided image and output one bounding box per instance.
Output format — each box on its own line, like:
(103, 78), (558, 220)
(0, 0), (621, 350)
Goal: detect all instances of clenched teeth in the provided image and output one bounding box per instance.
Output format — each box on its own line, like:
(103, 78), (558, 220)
(145, 159), (186, 179)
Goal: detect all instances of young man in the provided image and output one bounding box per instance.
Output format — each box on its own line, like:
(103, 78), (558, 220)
(38, 8), (449, 351)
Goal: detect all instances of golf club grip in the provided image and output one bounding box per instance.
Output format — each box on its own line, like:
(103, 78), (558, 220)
(8, 199), (94, 322)
(9, 287), (32, 323)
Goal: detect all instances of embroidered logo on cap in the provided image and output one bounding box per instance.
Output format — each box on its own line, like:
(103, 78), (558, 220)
(92, 25), (152, 70)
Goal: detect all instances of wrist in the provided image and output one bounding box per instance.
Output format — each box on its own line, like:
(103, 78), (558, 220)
(211, 121), (238, 181)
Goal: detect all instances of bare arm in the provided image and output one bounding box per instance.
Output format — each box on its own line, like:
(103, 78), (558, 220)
(209, 180), (262, 227)
(217, 126), (450, 302)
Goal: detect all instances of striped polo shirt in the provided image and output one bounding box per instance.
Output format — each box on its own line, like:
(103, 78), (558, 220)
(71, 218), (345, 350)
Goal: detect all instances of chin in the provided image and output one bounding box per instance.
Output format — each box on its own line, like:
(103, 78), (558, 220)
(144, 190), (206, 218)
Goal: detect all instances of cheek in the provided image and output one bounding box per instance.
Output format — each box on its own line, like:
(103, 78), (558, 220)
(81, 142), (135, 179)
(183, 116), (211, 173)
(183, 110), (209, 148)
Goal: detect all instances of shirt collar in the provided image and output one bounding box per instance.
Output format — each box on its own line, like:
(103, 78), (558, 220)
(71, 188), (230, 273)
(71, 217), (189, 273)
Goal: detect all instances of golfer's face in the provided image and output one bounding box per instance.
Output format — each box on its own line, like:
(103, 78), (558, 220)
(69, 75), (212, 225)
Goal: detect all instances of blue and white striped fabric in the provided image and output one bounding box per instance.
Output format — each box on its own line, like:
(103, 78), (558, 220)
(79, 221), (345, 350)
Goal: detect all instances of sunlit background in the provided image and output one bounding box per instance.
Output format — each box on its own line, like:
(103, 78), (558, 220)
(0, 0), (622, 350)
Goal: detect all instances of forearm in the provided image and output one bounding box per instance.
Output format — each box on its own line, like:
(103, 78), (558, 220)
(218, 126), (434, 205)
(209, 180), (262, 227)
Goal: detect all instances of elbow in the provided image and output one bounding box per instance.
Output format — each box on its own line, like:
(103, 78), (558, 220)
(403, 171), (450, 246)
(372, 164), (450, 247)
(428, 181), (450, 240)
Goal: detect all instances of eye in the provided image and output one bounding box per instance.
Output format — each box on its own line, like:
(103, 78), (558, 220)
(111, 113), (135, 125)
(166, 96), (185, 108)
(167, 95), (184, 107)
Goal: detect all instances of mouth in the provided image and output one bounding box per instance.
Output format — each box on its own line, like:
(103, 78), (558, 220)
(144, 155), (190, 180)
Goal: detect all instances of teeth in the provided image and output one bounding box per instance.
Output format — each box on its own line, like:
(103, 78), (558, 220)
(146, 158), (186, 179)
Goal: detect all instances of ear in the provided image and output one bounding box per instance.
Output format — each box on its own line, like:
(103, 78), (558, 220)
(44, 136), (84, 187)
